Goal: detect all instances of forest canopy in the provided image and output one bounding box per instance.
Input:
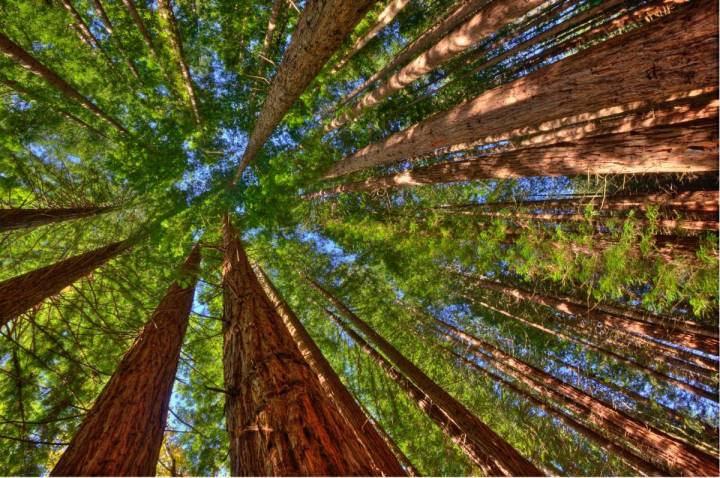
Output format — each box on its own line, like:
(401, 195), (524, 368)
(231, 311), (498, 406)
(0, 0), (718, 476)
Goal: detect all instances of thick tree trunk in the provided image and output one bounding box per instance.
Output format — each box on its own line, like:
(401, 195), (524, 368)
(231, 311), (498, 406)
(307, 276), (543, 476)
(0, 240), (131, 327)
(157, 0), (202, 125)
(336, 0), (487, 107)
(253, 266), (407, 476)
(0, 32), (128, 133)
(333, 0), (412, 72)
(323, 0), (718, 178)
(232, 0), (377, 181)
(221, 215), (378, 476)
(434, 318), (719, 476)
(0, 206), (114, 233)
(50, 245), (200, 476)
(310, 121), (718, 197)
(327, 0), (546, 131)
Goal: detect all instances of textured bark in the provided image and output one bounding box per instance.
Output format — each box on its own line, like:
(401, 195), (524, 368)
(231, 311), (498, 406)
(232, 0), (377, 181)
(0, 32), (127, 133)
(434, 318), (719, 476)
(253, 266), (407, 476)
(328, 0), (546, 131)
(333, 0), (412, 72)
(337, 0), (487, 106)
(0, 206), (114, 233)
(221, 216), (378, 476)
(0, 240), (131, 327)
(157, 0), (202, 125)
(307, 276), (543, 476)
(311, 121), (718, 197)
(50, 245), (200, 477)
(324, 0), (718, 178)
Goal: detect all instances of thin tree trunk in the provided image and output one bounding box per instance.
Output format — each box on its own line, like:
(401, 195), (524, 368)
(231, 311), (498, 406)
(221, 215), (379, 476)
(433, 318), (719, 476)
(327, 0), (546, 131)
(307, 276), (543, 476)
(0, 240), (132, 327)
(89, 0), (142, 79)
(157, 0), (202, 125)
(253, 265), (407, 476)
(50, 245), (200, 476)
(333, 0), (412, 73)
(120, 0), (160, 58)
(310, 121), (718, 197)
(0, 206), (114, 232)
(0, 32), (128, 134)
(232, 0), (377, 182)
(323, 0), (718, 178)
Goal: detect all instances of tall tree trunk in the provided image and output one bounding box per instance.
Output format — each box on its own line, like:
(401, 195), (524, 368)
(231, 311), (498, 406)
(323, 0), (718, 179)
(232, 0), (377, 182)
(120, 0), (160, 58)
(335, 0), (487, 107)
(0, 206), (114, 233)
(253, 265), (407, 476)
(50, 245), (201, 476)
(221, 215), (379, 476)
(327, 0), (546, 131)
(0, 240), (132, 327)
(0, 32), (128, 134)
(90, 0), (114, 35)
(157, 0), (202, 125)
(307, 276), (543, 476)
(310, 121), (718, 197)
(432, 317), (719, 476)
(333, 0), (412, 72)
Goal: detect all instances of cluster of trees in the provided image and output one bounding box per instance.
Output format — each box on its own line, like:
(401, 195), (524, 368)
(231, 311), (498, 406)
(0, 0), (717, 475)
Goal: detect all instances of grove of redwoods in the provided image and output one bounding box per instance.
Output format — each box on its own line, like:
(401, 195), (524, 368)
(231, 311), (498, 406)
(0, 0), (717, 475)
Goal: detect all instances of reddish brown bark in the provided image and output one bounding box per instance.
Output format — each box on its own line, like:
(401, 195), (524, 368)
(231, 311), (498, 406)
(434, 318), (719, 476)
(307, 276), (543, 476)
(0, 206), (114, 233)
(327, 0), (546, 131)
(232, 0), (377, 181)
(324, 0), (718, 178)
(221, 215), (378, 476)
(310, 121), (718, 197)
(254, 266), (407, 476)
(0, 240), (131, 327)
(0, 32), (127, 133)
(50, 245), (201, 476)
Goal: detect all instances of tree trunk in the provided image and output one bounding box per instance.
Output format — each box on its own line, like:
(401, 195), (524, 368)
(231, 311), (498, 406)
(120, 0), (160, 58)
(0, 240), (132, 327)
(433, 318), (719, 476)
(90, 0), (114, 35)
(60, 0), (101, 49)
(157, 0), (202, 125)
(232, 0), (377, 182)
(323, 0), (718, 178)
(0, 206), (114, 233)
(307, 276), (543, 476)
(0, 32), (128, 134)
(310, 121), (718, 197)
(333, 0), (412, 72)
(327, 0), (546, 131)
(50, 245), (200, 476)
(253, 265), (407, 476)
(221, 215), (379, 476)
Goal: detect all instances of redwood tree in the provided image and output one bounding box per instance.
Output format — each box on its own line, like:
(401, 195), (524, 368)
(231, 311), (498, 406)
(0, 206), (114, 233)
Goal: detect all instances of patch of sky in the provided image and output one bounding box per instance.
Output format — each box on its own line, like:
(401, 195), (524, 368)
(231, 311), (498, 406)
(295, 226), (358, 267)
(9, 94), (32, 111)
(155, 84), (171, 97)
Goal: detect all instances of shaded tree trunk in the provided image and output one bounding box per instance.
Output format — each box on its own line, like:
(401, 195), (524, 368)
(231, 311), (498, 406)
(120, 0), (160, 58)
(0, 206), (114, 233)
(0, 32), (128, 133)
(327, 0), (546, 131)
(433, 318), (719, 476)
(307, 276), (543, 476)
(221, 215), (379, 476)
(50, 245), (201, 476)
(333, 0), (412, 72)
(0, 240), (132, 327)
(323, 0), (718, 178)
(232, 0), (377, 181)
(253, 265), (407, 476)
